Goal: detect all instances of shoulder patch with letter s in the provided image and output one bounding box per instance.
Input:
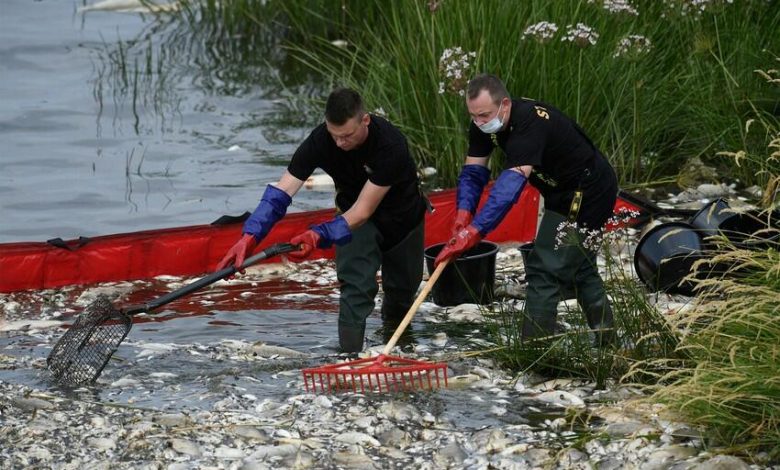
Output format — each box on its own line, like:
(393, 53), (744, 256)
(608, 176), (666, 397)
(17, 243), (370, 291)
(534, 105), (550, 120)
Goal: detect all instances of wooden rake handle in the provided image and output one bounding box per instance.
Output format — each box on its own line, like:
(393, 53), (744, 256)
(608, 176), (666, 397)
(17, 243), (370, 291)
(382, 260), (449, 354)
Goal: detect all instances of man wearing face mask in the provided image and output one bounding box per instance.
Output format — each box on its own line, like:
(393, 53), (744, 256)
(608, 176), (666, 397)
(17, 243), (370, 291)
(217, 87), (427, 353)
(434, 74), (618, 348)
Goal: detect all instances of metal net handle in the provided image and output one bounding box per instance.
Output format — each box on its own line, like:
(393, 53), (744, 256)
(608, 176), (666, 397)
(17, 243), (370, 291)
(126, 242), (298, 315)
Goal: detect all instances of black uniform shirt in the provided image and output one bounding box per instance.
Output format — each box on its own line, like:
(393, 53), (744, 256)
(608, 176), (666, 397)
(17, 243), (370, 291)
(467, 98), (598, 193)
(288, 115), (426, 249)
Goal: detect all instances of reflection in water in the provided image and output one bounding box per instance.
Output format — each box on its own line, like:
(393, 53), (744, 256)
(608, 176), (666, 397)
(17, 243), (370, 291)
(86, 4), (333, 219)
(0, 1), (335, 242)
(90, 4), (323, 140)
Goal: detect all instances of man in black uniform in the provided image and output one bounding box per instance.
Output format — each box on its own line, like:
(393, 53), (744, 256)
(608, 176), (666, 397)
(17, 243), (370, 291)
(435, 74), (617, 347)
(218, 88), (427, 352)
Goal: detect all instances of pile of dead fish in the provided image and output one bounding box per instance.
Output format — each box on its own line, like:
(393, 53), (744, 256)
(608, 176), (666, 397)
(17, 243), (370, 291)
(1, 184), (776, 469)
(0, 355), (764, 470)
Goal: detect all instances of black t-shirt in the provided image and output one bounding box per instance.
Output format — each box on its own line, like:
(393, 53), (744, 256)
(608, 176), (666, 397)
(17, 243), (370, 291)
(468, 98), (599, 192)
(467, 98), (617, 229)
(288, 115), (426, 249)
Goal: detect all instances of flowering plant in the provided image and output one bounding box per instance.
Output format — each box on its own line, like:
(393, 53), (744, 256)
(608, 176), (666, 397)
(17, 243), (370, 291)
(438, 46), (477, 96)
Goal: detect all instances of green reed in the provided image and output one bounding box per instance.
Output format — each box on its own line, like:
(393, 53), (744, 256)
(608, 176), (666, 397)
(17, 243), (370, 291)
(484, 214), (683, 389)
(103, 0), (779, 186)
(261, 0), (779, 186)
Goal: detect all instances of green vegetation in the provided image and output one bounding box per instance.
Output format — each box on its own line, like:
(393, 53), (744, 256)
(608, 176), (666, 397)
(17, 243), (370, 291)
(484, 215), (683, 390)
(169, 0), (778, 187)
(628, 238), (780, 459)
(637, 65), (780, 459)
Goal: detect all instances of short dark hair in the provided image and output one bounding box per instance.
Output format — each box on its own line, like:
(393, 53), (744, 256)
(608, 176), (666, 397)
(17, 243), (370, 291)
(466, 74), (509, 104)
(325, 88), (365, 125)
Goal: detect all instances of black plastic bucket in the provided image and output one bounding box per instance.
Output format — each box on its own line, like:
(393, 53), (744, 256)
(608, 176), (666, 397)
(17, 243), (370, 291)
(690, 198), (743, 245)
(689, 198), (734, 235)
(634, 221), (705, 296)
(424, 241), (499, 306)
(690, 199), (780, 248)
(519, 242), (576, 300)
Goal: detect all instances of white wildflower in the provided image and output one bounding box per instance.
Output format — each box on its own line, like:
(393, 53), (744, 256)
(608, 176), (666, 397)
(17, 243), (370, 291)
(601, 0), (639, 16)
(438, 46), (477, 95)
(562, 23), (599, 48)
(662, 0), (735, 17)
(522, 21), (559, 44)
(373, 107), (387, 118)
(613, 34), (653, 59)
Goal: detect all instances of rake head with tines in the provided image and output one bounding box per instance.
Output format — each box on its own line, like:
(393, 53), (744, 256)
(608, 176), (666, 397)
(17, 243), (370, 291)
(303, 353), (447, 393)
(301, 260), (450, 394)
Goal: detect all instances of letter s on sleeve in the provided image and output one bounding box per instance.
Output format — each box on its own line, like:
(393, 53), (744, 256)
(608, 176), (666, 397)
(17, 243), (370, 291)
(534, 105), (550, 120)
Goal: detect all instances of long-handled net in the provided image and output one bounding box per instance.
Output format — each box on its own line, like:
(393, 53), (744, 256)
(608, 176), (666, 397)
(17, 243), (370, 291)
(302, 261), (449, 393)
(47, 295), (131, 386)
(47, 243), (296, 387)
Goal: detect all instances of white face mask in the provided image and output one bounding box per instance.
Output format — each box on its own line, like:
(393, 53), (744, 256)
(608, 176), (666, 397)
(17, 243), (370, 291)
(477, 102), (505, 134)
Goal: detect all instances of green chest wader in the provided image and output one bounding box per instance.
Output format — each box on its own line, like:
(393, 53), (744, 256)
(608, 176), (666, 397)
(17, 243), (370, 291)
(522, 201), (616, 348)
(335, 219), (424, 353)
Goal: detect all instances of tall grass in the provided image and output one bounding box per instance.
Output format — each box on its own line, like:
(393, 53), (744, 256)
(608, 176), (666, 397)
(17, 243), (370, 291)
(632, 60), (780, 459)
(263, 0), (779, 186)
(639, 242), (780, 459)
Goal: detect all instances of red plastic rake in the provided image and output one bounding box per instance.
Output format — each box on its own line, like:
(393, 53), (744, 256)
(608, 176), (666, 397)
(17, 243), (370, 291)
(302, 261), (449, 393)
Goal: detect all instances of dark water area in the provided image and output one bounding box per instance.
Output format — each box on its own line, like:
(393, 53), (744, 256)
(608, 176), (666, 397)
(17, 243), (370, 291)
(0, 0), (332, 244)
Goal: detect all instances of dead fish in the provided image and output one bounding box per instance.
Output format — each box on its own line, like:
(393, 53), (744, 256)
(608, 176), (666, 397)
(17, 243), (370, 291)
(304, 173), (335, 191)
(335, 431), (380, 447)
(535, 390), (586, 408)
(247, 342), (309, 359)
(77, 0), (180, 13)
(0, 320), (62, 332)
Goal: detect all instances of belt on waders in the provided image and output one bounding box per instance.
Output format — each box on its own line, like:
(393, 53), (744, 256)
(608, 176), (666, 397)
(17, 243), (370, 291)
(567, 167), (591, 222)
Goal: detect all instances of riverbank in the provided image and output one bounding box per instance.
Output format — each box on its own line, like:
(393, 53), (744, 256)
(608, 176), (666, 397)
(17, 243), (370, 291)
(0, 349), (765, 469)
(2, 197), (778, 468)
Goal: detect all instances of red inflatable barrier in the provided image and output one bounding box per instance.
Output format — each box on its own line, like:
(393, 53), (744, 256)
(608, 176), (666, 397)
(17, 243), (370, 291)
(0, 187), (546, 292)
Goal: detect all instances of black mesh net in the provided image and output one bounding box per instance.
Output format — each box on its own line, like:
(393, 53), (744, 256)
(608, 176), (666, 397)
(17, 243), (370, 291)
(47, 294), (132, 386)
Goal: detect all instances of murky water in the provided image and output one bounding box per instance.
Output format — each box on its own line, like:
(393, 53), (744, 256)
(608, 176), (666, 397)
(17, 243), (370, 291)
(0, 0), (332, 244)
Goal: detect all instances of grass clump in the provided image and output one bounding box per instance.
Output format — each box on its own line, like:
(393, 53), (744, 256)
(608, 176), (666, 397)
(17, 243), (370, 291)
(270, 0), (779, 187)
(645, 242), (780, 459)
(112, 0), (779, 188)
(634, 62), (780, 459)
(484, 212), (683, 389)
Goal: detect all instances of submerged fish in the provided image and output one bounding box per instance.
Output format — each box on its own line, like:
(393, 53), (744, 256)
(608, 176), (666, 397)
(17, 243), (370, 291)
(247, 342), (309, 359)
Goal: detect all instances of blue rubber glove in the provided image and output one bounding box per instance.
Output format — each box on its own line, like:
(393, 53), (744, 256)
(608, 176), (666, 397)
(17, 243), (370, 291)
(243, 184), (292, 241)
(217, 184), (292, 271)
(289, 215), (352, 259)
(456, 164), (490, 213)
(311, 215), (352, 247)
(471, 169), (527, 236)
